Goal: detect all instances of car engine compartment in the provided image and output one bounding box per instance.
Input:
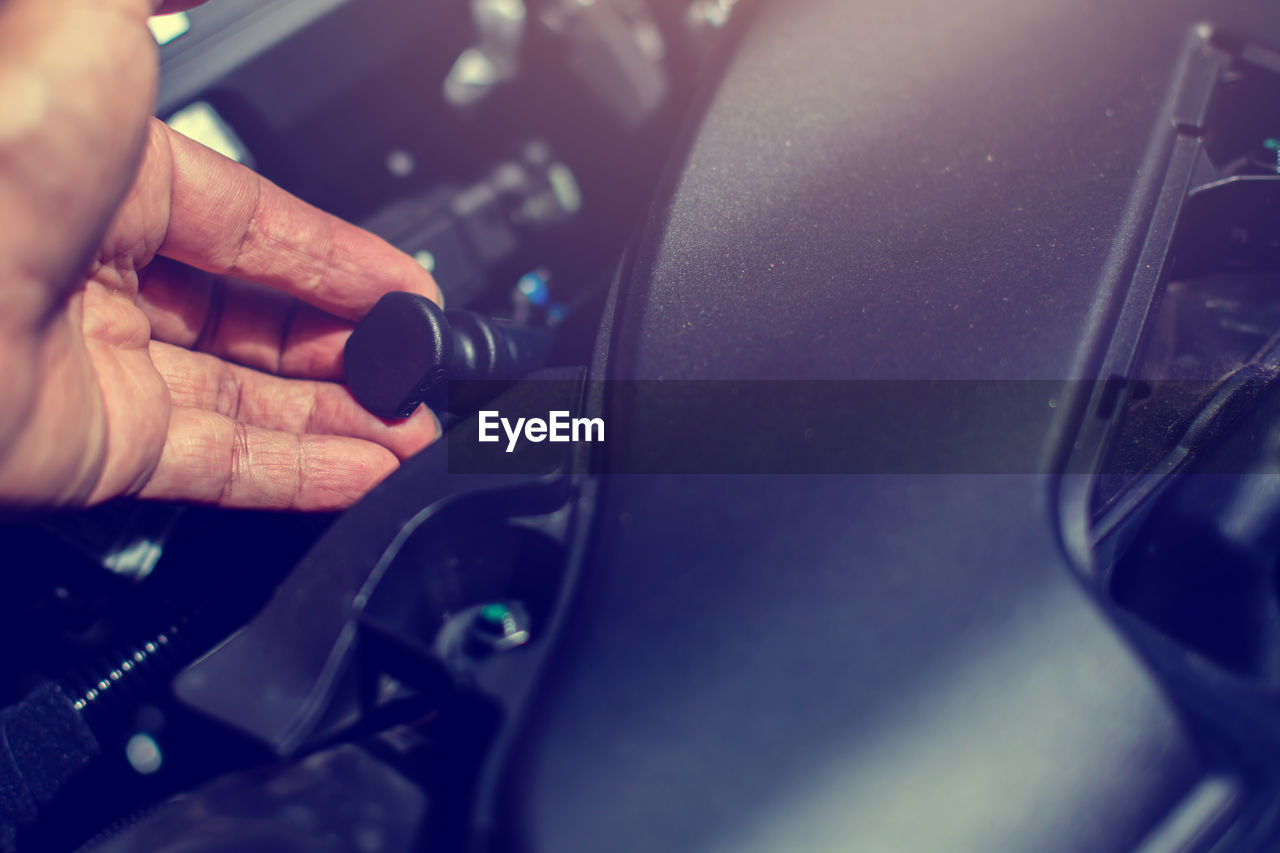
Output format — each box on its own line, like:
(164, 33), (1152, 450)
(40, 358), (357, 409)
(8, 0), (1280, 851)
(3, 1), (739, 849)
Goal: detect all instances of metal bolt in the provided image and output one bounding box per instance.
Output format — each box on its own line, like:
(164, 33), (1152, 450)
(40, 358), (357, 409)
(468, 602), (531, 654)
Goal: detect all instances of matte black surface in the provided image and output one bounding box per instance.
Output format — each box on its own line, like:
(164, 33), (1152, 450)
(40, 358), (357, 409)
(492, 1), (1280, 850)
(91, 745), (425, 853)
(502, 478), (1200, 852)
(174, 373), (584, 756)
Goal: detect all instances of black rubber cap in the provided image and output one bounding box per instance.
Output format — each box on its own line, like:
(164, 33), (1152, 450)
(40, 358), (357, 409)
(344, 292), (452, 419)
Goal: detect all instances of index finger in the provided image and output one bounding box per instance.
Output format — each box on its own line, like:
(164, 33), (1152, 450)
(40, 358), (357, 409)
(155, 121), (441, 320)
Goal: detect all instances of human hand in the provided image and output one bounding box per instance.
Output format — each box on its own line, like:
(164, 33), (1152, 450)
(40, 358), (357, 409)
(0, 0), (442, 511)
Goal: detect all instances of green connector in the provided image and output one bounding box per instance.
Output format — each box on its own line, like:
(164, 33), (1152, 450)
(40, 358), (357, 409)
(479, 603), (512, 625)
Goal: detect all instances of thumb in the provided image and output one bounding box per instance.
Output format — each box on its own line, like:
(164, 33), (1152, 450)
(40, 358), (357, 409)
(0, 0), (159, 331)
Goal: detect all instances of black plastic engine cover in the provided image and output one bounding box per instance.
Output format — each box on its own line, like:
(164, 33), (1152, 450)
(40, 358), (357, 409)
(488, 0), (1280, 851)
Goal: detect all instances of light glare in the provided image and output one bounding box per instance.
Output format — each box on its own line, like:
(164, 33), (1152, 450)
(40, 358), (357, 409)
(148, 13), (191, 46)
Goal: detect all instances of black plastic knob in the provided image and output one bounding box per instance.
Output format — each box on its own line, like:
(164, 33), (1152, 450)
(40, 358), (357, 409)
(344, 292), (552, 419)
(344, 292), (452, 419)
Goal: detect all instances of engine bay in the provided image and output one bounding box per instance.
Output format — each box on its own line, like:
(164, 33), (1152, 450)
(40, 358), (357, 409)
(2, 2), (739, 849)
(8, 0), (1280, 851)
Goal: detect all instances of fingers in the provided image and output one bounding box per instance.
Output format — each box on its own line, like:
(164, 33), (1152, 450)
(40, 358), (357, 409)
(138, 259), (356, 380)
(155, 122), (442, 320)
(137, 406), (400, 510)
(128, 121), (441, 380)
(148, 341), (439, 460)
